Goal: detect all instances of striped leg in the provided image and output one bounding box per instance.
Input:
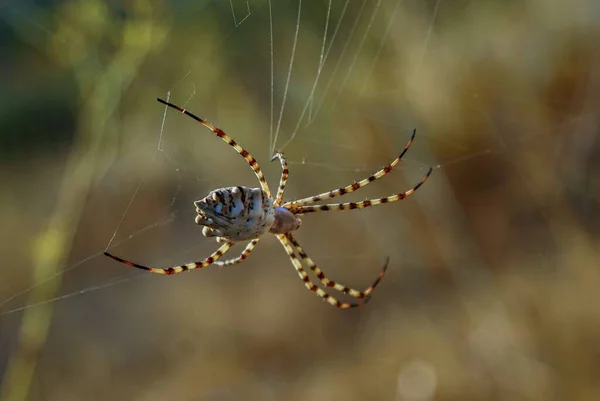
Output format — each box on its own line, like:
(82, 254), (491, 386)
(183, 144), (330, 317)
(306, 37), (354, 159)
(291, 166), (432, 214)
(276, 234), (370, 309)
(271, 152), (289, 206)
(104, 242), (233, 275)
(286, 234), (387, 299)
(284, 129), (417, 211)
(213, 239), (260, 266)
(157, 98), (272, 198)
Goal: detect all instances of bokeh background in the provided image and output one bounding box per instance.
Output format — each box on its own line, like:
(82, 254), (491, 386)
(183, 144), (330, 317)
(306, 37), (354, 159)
(2, 0), (600, 400)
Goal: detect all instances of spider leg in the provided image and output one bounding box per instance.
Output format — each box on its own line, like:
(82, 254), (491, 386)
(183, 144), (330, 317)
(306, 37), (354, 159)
(290, 166), (432, 214)
(271, 152), (289, 206)
(286, 234), (387, 299)
(213, 239), (260, 266)
(104, 242), (233, 275)
(276, 234), (370, 309)
(284, 129), (417, 210)
(157, 98), (272, 198)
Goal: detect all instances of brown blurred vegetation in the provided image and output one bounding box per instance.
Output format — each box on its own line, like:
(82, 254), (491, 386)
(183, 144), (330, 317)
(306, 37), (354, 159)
(1, 0), (600, 400)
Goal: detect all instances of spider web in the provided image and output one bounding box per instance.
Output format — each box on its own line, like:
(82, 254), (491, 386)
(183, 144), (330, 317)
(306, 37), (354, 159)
(4, 1), (600, 400)
(0, 0), (484, 318)
(0, 0), (506, 386)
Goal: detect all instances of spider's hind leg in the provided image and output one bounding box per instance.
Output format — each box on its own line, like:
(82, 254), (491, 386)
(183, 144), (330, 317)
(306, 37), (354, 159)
(104, 241), (233, 275)
(214, 239), (260, 266)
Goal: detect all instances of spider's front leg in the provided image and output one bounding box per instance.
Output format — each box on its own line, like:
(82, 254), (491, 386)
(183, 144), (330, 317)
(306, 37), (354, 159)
(290, 166), (433, 214)
(286, 233), (388, 299)
(283, 129), (419, 210)
(271, 152), (289, 206)
(275, 234), (370, 309)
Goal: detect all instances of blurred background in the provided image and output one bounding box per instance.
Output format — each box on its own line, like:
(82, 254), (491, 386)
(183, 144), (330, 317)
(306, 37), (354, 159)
(1, 0), (600, 400)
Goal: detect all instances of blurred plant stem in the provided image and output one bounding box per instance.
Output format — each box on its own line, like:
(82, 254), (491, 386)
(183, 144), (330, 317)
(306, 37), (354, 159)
(0, 1), (166, 400)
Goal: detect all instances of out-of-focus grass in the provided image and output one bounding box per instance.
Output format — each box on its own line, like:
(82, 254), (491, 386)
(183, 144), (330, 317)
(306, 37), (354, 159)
(1, 0), (600, 400)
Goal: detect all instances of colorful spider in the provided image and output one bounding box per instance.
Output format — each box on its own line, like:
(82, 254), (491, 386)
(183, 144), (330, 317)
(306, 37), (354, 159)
(104, 98), (433, 308)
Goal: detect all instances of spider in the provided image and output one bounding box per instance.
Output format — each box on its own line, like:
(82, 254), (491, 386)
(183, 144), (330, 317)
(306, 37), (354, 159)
(104, 98), (433, 309)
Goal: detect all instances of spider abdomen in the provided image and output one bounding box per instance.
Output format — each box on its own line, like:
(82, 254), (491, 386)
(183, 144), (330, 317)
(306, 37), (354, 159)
(194, 186), (275, 241)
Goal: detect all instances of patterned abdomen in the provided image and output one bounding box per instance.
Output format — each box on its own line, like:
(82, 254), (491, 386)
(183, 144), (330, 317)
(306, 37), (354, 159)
(194, 186), (275, 241)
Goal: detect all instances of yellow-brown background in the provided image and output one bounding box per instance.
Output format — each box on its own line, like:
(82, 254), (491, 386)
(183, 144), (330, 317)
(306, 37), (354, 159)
(1, 1), (599, 400)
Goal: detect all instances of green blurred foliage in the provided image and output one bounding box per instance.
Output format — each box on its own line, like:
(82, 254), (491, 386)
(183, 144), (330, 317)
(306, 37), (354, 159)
(1, 0), (600, 400)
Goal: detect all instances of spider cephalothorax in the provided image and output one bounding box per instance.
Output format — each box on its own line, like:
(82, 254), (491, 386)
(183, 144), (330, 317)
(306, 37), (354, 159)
(104, 98), (432, 309)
